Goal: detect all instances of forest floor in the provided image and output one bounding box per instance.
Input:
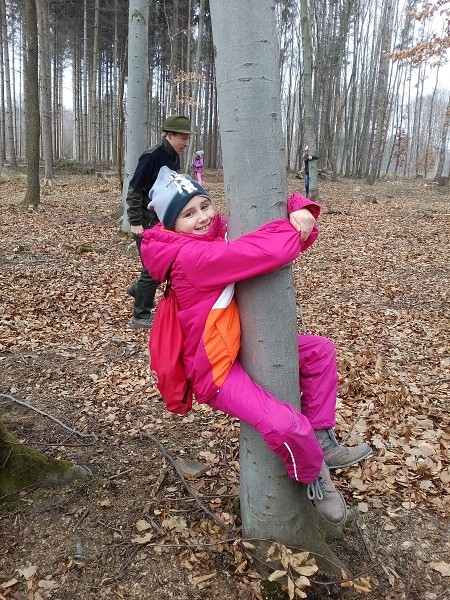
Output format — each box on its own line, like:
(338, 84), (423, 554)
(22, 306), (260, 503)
(0, 168), (449, 600)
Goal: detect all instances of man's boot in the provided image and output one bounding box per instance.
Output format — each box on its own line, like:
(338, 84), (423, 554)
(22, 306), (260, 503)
(307, 462), (347, 525)
(126, 282), (137, 298)
(315, 428), (372, 469)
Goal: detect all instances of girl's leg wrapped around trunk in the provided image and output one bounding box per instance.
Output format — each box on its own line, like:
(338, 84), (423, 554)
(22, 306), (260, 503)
(298, 334), (338, 429)
(208, 360), (323, 484)
(298, 333), (372, 469)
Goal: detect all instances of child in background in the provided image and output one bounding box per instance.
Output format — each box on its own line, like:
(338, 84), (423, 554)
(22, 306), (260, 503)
(192, 150), (204, 184)
(141, 166), (372, 525)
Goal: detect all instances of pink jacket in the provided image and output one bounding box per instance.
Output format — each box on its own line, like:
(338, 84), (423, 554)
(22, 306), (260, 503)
(140, 193), (320, 403)
(193, 156), (204, 171)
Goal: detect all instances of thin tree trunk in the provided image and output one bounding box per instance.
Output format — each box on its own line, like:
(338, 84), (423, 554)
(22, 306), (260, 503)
(434, 93), (450, 184)
(300, 0), (318, 199)
(89, 0), (100, 162)
(0, 0), (17, 167)
(367, 0), (395, 184)
(424, 67), (440, 179)
(166, 0), (179, 112)
(36, 0), (54, 184)
(412, 69), (426, 176)
(117, 39), (127, 187)
(186, 0), (205, 173)
(82, 0), (88, 161)
(121, 0), (149, 230)
(0, 15), (6, 166)
(22, 0), (40, 208)
(112, 0), (119, 166)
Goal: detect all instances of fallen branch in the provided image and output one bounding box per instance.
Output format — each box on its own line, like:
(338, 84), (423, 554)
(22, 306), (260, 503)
(0, 393), (98, 445)
(141, 432), (231, 532)
(343, 403), (369, 443)
(149, 467), (169, 497)
(421, 376), (450, 386)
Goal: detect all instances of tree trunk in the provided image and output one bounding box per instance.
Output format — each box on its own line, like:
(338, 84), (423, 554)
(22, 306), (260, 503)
(22, 0), (40, 209)
(367, 0), (395, 184)
(121, 0), (149, 231)
(186, 0), (206, 174)
(89, 0), (100, 162)
(168, 0), (179, 112)
(300, 0), (318, 200)
(423, 67), (439, 178)
(0, 419), (90, 500)
(36, 0), (54, 184)
(117, 39), (127, 187)
(434, 93), (450, 184)
(0, 14), (6, 166)
(0, 0), (17, 167)
(82, 0), (88, 161)
(112, 0), (119, 167)
(210, 0), (344, 575)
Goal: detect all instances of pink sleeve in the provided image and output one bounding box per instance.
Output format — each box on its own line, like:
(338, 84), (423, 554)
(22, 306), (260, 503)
(182, 218), (316, 291)
(287, 192), (321, 219)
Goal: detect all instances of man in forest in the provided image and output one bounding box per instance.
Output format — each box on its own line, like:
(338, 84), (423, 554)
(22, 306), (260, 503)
(126, 115), (195, 329)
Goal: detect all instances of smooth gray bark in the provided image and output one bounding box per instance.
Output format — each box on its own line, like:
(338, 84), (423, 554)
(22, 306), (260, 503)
(434, 93), (450, 184)
(0, 0), (17, 167)
(210, 0), (343, 567)
(121, 0), (149, 231)
(186, 0), (206, 173)
(89, 0), (100, 162)
(300, 0), (318, 199)
(36, 0), (54, 183)
(366, 0), (395, 184)
(23, 0), (40, 208)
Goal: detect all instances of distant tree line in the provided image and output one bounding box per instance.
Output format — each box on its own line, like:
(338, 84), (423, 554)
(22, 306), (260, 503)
(0, 0), (449, 181)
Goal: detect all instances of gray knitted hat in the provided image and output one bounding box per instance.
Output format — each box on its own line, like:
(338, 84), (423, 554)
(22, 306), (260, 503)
(148, 166), (209, 230)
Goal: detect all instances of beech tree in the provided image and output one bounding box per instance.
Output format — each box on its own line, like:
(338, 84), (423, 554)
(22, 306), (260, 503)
(434, 93), (450, 185)
(121, 0), (149, 231)
(0, 0), (17, 167)
(36, 0), (54, 186)
(0, 1), (447, 184)
(186, 0), (206, 173)
(22, 0), (40, 209)
(366, 0), (395, 184)
(299, 0), (318, 200)
(210, 0), (343, 573)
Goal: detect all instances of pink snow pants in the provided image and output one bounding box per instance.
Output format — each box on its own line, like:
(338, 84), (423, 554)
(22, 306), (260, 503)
(208, 334), (338, 483)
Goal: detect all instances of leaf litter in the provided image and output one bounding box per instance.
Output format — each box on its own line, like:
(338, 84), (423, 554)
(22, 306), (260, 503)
(0, 171), (449, 599)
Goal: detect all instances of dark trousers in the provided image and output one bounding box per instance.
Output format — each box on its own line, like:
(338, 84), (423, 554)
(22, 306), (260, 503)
(304, 173), (310, 196)
(133, 236), (159, 319)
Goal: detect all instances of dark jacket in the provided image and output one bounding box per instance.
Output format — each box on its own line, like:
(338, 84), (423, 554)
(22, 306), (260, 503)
(126, 137), (181, 229)
(303, 152), (318, 175)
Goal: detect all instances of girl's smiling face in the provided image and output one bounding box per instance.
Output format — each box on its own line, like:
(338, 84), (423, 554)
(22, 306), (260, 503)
(174, 195), (216, 235)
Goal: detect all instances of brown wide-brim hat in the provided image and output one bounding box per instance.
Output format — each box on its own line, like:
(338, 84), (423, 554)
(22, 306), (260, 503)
(162, 115), (195, 134)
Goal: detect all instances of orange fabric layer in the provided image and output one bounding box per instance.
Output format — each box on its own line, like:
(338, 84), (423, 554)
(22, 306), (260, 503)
(203, 297), (240, 388)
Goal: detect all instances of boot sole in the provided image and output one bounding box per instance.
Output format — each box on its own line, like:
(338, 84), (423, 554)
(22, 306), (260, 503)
(128, 320), (152, 330)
